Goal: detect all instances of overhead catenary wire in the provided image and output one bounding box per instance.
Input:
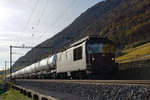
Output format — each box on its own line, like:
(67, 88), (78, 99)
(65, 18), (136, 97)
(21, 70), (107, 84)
(34, 0), (76, 43)
(28, 0), (60, 46)
(16, 0), (40, 45)
(26, 0), (50, 46)
(31, 0), (50, 37)
(31, 0), (43, 35)
(33, 0), (60, 37)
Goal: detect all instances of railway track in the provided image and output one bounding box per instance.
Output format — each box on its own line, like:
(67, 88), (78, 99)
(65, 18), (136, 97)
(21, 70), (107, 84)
(13, 79), (150, 100)
(16, 79), (150, 86)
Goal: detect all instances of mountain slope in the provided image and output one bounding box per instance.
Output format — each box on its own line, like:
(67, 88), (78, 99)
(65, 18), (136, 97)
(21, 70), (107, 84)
(13, 0), (150, 69)
(116, 42), (150, 63)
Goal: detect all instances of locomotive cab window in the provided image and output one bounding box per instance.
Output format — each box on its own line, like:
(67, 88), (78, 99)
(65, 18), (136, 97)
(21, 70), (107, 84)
(103, 43), (110, 53)
(73, 46), (82, 61)
(87, 43), (114, 53)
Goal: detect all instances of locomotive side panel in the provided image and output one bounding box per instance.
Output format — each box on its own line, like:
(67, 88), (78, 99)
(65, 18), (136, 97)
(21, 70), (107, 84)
(56, 42), (86, 73)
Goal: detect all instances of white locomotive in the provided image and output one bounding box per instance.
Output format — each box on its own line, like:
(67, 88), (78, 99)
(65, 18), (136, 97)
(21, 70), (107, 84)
(7, 36), (118, 79)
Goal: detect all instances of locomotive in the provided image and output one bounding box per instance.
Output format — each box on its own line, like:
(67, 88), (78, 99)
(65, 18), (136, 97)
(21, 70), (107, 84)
(7, 36), (118, 79)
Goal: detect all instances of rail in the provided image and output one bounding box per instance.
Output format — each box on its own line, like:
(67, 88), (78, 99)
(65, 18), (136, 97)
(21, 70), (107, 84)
(16, 79), (150, 86)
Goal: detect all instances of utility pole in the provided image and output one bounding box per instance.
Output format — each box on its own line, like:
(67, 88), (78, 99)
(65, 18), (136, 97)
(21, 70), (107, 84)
(9, 45), (53, 82)
(10, 45), (12, 82)
(3, 67), (4, 80)
(5, 60), (29, 81)
(5, 61), (7, 80)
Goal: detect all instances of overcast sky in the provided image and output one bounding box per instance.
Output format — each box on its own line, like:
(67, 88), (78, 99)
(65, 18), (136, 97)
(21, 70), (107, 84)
(0, 0), (103, 70)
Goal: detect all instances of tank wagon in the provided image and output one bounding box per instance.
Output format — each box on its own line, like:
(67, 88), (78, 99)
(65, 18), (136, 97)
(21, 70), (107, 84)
(7, 36), (118, 79)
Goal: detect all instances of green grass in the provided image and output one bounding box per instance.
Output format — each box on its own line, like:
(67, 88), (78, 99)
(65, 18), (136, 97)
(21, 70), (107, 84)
(116, 42), (150, 63)
(0, 80), (5, 84)
(1, 88), (32, 100)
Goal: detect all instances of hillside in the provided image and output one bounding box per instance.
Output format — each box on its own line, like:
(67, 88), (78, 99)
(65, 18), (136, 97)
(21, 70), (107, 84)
(116, 42), (150, 63)
(13, 0), (150, 70)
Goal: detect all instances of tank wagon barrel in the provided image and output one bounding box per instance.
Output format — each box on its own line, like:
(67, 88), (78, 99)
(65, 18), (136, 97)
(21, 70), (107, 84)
(10, 54), (57, 79)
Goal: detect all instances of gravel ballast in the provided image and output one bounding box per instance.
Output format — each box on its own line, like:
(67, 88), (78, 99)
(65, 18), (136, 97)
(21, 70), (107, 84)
(15, 80), (150, 100)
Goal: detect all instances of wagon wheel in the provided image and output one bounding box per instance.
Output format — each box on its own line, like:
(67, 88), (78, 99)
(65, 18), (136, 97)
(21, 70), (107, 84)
(78, 71), (88, 79)
(51, 73), (56, 79)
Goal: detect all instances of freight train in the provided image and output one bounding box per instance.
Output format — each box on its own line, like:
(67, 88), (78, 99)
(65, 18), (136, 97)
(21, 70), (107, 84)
(7, 36), (118, 79)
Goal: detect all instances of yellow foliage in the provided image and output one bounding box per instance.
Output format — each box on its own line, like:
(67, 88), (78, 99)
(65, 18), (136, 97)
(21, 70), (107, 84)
(1, 89), (32, 100)
(116, 42), (150, 63)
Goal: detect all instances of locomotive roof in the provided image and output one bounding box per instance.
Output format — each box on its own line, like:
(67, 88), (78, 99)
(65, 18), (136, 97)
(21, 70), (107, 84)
(70, 35), (111, 47)
(57, 35), (113, 53)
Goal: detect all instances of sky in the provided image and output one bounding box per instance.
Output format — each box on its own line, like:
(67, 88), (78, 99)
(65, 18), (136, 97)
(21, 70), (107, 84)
(0, 0), (103, 70)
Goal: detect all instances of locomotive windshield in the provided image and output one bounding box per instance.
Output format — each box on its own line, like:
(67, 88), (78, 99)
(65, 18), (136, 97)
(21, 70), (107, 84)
(87, 43), (114, 53)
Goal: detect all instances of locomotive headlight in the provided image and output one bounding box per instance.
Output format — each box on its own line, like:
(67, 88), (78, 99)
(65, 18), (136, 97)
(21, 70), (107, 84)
(92, 58), (95, 61)
(112, 58), (114, 60)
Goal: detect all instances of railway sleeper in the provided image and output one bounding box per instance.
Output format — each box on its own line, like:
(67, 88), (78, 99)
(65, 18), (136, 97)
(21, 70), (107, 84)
(12, 84), (58, 100)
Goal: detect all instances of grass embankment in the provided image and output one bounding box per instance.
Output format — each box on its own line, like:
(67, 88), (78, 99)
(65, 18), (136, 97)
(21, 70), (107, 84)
(1, 88), (32, 100)
(116, 42), (150, 63)
(0, 80), (31, 100)
(0, 80), (5, 84)
(0, 80), (4, 95)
